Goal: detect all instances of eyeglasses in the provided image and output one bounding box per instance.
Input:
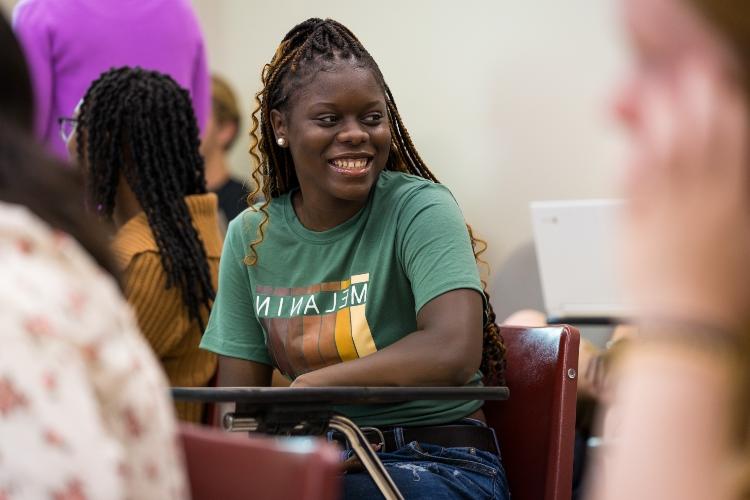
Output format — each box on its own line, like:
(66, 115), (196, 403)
(58, 117), (78, 143)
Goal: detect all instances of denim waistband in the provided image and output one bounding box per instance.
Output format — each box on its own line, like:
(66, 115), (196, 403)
(328, 418), (500, 455)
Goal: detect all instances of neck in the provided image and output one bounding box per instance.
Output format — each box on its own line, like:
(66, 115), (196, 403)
(204, 149), (231, 192)
(292, 190), (366, 231)
(113, 180), (144, 229)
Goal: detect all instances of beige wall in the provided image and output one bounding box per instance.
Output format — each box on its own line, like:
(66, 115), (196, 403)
(2, 0), (630, 288)
(0, 0), (13, 15)
(193, 0), (629, 289)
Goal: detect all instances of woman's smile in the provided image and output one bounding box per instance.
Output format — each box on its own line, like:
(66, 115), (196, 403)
(327, 154), (374, 177)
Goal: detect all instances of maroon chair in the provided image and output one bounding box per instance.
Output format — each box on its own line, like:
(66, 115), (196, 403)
(178, 423), (341, 500)
(484, 325), (580, 500)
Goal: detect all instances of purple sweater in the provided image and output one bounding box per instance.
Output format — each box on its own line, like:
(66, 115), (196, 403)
(12, 0), (209, 160)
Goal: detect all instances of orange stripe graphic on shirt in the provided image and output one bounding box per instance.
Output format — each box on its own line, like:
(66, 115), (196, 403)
(285, 285), (312, 374)
(302, 314), (325, 369)
(334, 278), (358, 361)
(317, 313), (340, 369)
(297, 284), (322, 370)
(349, 273), (376, 357)
(256, 274), (373, 377)
(256, 285), (294, 377)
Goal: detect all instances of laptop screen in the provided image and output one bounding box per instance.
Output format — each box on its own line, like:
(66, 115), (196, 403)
(530, 199), (632, 322)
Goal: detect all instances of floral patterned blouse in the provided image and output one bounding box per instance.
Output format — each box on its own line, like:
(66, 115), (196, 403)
(0, 202), (188, 499)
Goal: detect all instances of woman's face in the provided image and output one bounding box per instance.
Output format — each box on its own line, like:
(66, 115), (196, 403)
(615, 0), (738, 136)
(271, 60), (391, 210)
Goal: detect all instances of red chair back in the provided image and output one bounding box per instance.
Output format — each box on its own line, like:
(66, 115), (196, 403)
(484, 325), (580, 500)
(178, 423), (341, 500)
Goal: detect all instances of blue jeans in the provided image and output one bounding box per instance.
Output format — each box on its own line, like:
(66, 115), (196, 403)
(343, 441), (510, 499)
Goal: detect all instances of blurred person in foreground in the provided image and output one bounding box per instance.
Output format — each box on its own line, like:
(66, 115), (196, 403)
(591, 0), (750, 499)
(0, 14), (187, 499)
(12, 0), (210, 160)
(201, 74), (248, 227)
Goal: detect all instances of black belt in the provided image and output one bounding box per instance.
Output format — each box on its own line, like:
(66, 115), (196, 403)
(331, 423), (500, 455)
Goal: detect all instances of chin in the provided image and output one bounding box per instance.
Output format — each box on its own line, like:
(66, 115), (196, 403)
(331, 184), (374, 204)
(330, 170), (381, 201)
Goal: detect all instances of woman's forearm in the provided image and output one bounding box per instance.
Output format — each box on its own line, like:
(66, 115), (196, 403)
(594, 343), (740, 500)
(293, 290), (484, 387)
(217, 356), (273, 387)
(292, 327), (481, 387)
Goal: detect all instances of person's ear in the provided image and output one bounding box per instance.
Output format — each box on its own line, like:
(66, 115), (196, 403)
(270, 109), (288, 147)
(218, 121), (238, 150)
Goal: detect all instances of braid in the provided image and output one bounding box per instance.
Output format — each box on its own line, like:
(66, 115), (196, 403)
(246, 19), (506, 383)
(78, 66), (215, 329)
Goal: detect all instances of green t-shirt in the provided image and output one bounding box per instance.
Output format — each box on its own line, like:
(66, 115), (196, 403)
(200, 171), (485, 426)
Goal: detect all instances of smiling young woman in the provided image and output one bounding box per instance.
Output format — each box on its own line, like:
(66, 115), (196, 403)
(199, 18), (509, 499)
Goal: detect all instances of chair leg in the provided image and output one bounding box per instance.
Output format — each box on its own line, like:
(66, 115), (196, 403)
(329, 415), (404, 500)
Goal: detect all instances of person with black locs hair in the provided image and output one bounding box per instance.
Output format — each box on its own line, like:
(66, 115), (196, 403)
(201, 19), (510, 498)
(248, 18), (507, 387)
(72, 66), (223, 423)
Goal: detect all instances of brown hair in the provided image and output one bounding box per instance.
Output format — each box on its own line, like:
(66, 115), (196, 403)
(210, 74), (241, 150)
(688, 0), (750, 91)
(0, 12), (33, 133)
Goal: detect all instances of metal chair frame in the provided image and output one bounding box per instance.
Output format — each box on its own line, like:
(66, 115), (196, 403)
(173, 386), (509, 500)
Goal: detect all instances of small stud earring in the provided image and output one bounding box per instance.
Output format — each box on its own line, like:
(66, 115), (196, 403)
(277, 137), (287, 147)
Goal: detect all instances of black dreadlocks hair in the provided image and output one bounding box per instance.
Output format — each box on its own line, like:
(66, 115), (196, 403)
(77, 66), (214, 329)
(246, 18), (506, 385)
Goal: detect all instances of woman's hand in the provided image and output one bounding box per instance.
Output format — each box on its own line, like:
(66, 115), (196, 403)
(622, 60), (750, 332)
(287, 289), (483, 388)
(289, 372), (316, 388)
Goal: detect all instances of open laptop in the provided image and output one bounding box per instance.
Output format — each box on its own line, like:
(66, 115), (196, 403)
(530, 199), (632, 324)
